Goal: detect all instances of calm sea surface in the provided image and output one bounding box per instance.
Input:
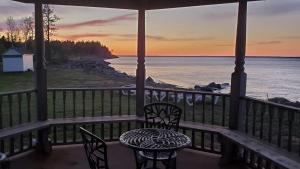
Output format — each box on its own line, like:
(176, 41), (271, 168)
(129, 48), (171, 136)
(108, 57), (300, 102)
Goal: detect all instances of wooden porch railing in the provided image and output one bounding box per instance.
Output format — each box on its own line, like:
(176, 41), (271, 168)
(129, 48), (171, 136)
(242, 96), (300, 155)
(0, 88), (300, 169)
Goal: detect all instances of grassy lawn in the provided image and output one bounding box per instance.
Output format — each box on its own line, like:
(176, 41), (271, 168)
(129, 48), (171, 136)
(0, 66), (135, 92)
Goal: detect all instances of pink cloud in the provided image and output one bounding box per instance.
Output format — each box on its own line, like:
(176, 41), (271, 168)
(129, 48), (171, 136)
(56, 33), (111, 41)
(58, 13), (136, 29)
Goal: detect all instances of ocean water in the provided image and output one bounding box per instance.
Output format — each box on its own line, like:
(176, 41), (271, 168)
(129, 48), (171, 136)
(108, 57), (300, 102)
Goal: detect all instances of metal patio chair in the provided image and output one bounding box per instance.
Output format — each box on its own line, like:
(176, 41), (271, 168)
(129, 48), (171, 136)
(137, 103), (182, 169)
(80, 127), (109, 169)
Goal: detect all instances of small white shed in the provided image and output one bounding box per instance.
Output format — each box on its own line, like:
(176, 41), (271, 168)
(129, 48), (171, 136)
(2, 47), (34, 72)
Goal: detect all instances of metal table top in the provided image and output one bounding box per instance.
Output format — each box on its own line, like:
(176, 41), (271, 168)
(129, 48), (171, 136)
(119, 128), (191, 151)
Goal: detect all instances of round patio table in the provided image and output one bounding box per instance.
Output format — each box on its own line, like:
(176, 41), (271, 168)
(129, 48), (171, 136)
(119, 128), (191, 169)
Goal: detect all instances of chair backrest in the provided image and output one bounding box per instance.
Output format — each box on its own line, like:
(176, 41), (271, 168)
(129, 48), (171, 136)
(80, 127), (109, 169)
(144, 103), (182, 131)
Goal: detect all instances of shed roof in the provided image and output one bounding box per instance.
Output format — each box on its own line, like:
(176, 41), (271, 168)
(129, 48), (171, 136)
(2, 48), (22, 56)
(2, 47), (32, 56)
(14, 0), (259, 10)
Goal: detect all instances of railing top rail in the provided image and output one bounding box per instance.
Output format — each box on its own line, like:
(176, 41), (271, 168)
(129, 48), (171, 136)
(243, 96), (300, 112)
(0, 89), (36, 96)
(47, 87), (136, 91)
(145, 87), (230, 97)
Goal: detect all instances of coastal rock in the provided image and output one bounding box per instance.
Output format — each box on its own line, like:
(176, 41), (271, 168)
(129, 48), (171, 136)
(146, 76), (155, 83)
(63, 59), (136, 80)
(194, 82), (230, 92)
(268, 97), (300, 108)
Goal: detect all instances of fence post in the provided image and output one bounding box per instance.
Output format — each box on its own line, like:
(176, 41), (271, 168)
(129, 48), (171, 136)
(35, 1), (51, 154)
(221, 0), (248, 164)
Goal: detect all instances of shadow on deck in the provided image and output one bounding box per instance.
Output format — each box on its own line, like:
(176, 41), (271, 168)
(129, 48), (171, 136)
(9, 142), (247, 169)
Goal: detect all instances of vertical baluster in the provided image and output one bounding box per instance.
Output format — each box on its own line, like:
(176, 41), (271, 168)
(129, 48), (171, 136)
(201, 95), (206, 150)
(158, 90), (161, 102)
(8, 95), (14, 154)
(265, 160), (271, 169)
(174, 92), (178, 106)
(245, 99), (250, 134)
(53, 91), (57, 144)
(201, 131), (205, 150)
(268, 106), (274, 143)
(222, 95), (226, 126)
(127, 90), (131, 130)
(127, 90), (131, 115)
(118, 90), (122, 135)
(192, 130), (195, 148)
(192, 93), (195, 122)
(110, 90), (113, 116)
(210, 133), (214, 151)
(119, 90), (122, 116)
(183, 93), (186, 121)
(166, 91), (169, 103)
(26, 92), (32, 147)
(52, 91), (56, 119)
(277, 108), (284, 147)
(211, 95), (215, 125)
(82, 90), (86, 117)
(82, 90), (86, 129)
(92, 90), (95, 133)
(18, 94), (24, 151)
(249, 150), (254, 167)
(202, 95), (206, 123)
(17, 94), (22, 124)
(257, 156), (263, 169)
(118, 122), (122, 137)
(110, 123), (113, 141)
(101, 90), (104, 139)
(8, 95), (13, 127)
(72, 91), (76, 143)
(101, 90), (104, 116)
(287, 110), (294, 152)
(63, 91), (66, 143)
(110, 90), (114, 140)
(63, 91), (66, 118)
(260, 103), (265, 139)
(0, 95), (4, 151)
(150, 89), (153, 103)
(252, 101), (257, 136)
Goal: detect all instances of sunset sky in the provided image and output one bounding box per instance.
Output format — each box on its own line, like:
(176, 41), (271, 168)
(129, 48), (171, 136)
(0, 0), (300, 57)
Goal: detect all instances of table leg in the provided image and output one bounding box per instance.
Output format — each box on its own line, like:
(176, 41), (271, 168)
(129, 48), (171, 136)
(153, 151), (158, 169)
(133, 150), (142, 169)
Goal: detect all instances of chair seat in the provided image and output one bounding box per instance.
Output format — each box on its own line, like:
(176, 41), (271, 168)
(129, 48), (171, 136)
(139, 151), (177, 160)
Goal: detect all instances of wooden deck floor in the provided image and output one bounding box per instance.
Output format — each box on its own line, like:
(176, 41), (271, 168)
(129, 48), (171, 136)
(9, 142), (247, 169)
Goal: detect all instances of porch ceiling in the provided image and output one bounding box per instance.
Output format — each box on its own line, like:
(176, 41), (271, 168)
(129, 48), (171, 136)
(14, 0), (259, 10)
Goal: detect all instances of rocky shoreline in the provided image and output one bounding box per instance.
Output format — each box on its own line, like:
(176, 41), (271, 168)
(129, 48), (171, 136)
(56, 58), (300, 108)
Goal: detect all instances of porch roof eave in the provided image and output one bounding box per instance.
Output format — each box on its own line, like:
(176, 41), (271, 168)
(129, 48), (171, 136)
(13, 0), (260, 10)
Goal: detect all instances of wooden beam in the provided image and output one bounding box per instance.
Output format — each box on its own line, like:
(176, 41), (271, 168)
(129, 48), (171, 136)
(35, 1), (51, 154)
(14, 0), (260, 10)
(136, 9), (146, 117)
(222, 0), (248, 164)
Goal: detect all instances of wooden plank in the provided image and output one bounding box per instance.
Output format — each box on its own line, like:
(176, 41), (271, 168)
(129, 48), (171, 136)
(136, 117), (227, 133)
(0, 122), (49, 139)
(222, 130), (300, 169)
(49, 115), (138, 125)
